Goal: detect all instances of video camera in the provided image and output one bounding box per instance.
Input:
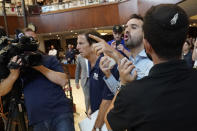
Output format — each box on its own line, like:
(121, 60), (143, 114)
(0, 29), (42, 79)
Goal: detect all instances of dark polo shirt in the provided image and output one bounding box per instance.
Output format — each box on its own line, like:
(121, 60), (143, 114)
(107, 60), (197, 131)
(89, 55), (119, 113)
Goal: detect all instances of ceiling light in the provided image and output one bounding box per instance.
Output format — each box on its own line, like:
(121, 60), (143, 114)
(100, 32), (107, 36)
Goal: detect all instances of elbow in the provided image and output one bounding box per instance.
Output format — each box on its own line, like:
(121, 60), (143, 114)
(58, 73), (68, 87)
(60, 77), (68, 87)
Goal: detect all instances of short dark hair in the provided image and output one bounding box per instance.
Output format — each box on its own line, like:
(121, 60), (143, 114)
(185, 40), (191, 46)
(130, 14), (143, 22)
(143, 4), (189, 60)
(80, 30), (101, 46)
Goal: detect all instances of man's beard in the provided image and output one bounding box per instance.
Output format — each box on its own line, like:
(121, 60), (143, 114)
(125, 35), (143, 49)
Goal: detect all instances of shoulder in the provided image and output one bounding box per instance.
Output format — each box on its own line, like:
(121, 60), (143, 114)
(42, 55), (59, 65)
(120, 77), (151, 99)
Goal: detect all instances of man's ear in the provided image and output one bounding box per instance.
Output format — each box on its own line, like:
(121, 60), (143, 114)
(144, 38), (152, 54)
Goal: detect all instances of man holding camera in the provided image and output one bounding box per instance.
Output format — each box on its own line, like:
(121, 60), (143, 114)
(0, 28), (75, 131)
(108, 25), (130, 57)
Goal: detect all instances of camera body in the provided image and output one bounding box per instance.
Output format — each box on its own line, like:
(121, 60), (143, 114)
(0, 35), (42, 79)
(115, 40), (121, 48)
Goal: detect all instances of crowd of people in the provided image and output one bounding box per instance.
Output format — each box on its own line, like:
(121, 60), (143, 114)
(1, 3), (197, 131)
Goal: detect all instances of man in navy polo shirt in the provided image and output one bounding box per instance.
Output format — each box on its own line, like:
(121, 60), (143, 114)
(77, 31), (118, 131)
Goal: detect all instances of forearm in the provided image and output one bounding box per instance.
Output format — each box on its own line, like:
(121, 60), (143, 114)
(103, 75), (120, 95)
(33, 65), (67, 87)
(94, 100), (112, 128)
(0, 73), (18, 96)
(111, 50), (124, 65)
(104, 91), (119, 130)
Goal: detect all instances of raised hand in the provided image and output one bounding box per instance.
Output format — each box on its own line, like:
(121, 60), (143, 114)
(119, 57), (137, 85)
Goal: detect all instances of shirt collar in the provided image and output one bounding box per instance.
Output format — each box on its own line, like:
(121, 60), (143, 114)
(129, 49), (148, 60)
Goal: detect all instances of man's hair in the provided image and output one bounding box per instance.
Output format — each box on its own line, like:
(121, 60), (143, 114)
(185, 40), (191, 46)
(80, 30), (101, 46)
(130, 14), (143, 22)
(23, 28), (34, 33)
(143, 4), (189, 60)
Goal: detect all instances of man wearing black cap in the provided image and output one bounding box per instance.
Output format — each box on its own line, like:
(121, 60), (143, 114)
(108, 25), (129, 54)
(105, 4), (197, 131)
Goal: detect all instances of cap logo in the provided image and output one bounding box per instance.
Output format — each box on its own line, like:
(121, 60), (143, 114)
(170, 13), (178, 25)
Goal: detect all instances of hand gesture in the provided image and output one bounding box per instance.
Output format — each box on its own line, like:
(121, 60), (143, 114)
(117, 44), (124, 52)
(119, 57), (137, 85)
(76, 83), (80, 89)
(99, 56), (113, 78)
(89, 34), (116, 59)
(9, 56), (22, 80)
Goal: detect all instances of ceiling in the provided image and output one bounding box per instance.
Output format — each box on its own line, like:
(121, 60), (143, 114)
(178, 0), (197, 25)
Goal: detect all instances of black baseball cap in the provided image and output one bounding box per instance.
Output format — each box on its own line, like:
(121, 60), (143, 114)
(113, 25), (123, 34)
(146, 4), (189, 30)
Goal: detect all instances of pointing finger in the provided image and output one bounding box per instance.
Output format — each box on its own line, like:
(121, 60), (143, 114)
(89, 34), (104, 42)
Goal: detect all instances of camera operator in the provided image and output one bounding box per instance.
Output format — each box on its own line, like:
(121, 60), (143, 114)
(0, 28), (75, 131)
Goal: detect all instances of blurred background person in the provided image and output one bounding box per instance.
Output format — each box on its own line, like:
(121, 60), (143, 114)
(182, 40), (194, 68)
(48, 44), (57, 56)
(65, 44), (76, 64)
(192, 38), (197, 68)
(75, 54), (90, 114)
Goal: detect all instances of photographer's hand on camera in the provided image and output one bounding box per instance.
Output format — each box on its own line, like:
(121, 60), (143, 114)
(0, 56), (22, 96)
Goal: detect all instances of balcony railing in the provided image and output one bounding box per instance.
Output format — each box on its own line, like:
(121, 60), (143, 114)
(0, 0), (123, 16)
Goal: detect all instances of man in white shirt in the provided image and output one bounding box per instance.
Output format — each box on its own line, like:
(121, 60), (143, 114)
(48, 45), (57, 56)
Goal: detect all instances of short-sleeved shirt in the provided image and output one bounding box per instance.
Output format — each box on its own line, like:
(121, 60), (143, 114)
(107, 60), (197, 131)
(22, 55), (72, 125)
(89, 55), (119, 113)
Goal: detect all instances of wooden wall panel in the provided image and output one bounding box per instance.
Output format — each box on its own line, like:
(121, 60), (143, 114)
(0, 0), (185, 35)
(28, 3), (120, 34)
(118, 0), (138, 24)
(0, 16), (24, 35)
